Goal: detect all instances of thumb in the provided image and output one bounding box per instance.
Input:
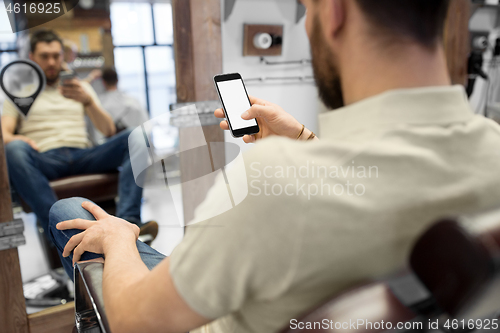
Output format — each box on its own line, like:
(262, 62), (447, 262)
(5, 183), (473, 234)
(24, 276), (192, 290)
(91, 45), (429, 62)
(241, 104), (274, 120)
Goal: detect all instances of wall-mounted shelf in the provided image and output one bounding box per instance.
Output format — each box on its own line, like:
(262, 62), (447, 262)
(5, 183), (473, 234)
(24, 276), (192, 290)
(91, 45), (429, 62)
(224, 0), (306, 23)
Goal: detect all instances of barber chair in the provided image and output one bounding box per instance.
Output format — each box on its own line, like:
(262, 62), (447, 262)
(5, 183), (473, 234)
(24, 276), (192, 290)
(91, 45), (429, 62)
(282, 209), (500, 333)
(19, 172), (118, 307)
(410, 209), (500, 322)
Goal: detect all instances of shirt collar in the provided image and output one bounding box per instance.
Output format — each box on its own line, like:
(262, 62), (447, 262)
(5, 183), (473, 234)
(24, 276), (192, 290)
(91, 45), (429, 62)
(319, 85), (475, 140)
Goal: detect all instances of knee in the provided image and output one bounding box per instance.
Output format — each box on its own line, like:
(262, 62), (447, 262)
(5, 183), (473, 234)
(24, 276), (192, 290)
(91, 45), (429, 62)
(114, 128), (133, 141)
(49, 197), (89, 232)
(117, 128), (133, 156)
(5, 140), (32, 165)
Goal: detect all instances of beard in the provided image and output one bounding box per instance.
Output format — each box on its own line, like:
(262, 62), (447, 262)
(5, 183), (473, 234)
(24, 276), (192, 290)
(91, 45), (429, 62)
(45, 68), (60, 86)
(310, 19), (345, 110)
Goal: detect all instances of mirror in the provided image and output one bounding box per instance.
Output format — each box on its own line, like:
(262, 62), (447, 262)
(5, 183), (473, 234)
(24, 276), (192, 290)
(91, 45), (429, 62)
(0, 60), (46, 117)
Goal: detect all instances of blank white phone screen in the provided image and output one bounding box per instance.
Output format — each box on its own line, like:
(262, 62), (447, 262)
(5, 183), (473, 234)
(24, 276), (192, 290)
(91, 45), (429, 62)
(217, 79), (257, 131)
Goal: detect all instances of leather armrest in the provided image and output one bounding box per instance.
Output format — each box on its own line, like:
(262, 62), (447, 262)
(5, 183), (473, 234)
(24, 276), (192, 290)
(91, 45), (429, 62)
(74, 262), (110, 333)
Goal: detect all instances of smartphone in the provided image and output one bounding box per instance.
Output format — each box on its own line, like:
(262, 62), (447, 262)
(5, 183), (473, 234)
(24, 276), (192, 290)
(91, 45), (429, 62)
(59, 71), (76, 86)
(214, 73), (260, 138)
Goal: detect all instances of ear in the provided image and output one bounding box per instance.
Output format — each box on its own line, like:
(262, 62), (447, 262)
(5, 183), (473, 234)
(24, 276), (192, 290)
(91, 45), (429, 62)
(329, 0), (345, 37)
(29, 53), (34, 61)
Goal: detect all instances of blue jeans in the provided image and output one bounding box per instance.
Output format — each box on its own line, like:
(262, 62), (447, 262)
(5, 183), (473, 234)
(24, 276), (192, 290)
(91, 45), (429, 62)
(49, 197), (166, 280)
(5, 129), (143, 244)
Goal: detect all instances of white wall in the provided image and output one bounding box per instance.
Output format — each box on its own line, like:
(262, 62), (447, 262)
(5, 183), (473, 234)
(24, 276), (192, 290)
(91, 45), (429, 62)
(221, 0), (327, 154)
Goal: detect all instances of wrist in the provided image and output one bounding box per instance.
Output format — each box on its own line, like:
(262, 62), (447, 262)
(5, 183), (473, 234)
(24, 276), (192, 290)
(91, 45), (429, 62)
(103, 232), (136, 254)
(83, 96), (93, 107)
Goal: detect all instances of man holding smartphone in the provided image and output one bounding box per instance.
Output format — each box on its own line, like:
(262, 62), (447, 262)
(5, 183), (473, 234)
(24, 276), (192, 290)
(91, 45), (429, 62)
(1, 30), (158, 247)
(49, 1), (500, 333)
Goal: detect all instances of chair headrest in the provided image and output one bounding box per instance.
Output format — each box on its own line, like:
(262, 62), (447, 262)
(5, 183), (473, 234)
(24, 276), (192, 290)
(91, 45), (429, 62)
(281, 282), (417, 333)
(410, 208), (500, 319)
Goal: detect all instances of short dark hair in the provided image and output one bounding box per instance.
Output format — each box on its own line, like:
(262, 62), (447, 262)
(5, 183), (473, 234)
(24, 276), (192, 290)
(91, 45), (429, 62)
(30, 29), (63, 53)
(355, 0), (450, 48)
(102, 67), (118, 86)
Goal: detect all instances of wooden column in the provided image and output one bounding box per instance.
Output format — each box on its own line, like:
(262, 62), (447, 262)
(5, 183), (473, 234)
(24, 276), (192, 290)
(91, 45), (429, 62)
(444, 0), (471, 86)
(0, 120), (29, 332)
(0, 111), (75, 333)
(172, 0), (224, 224)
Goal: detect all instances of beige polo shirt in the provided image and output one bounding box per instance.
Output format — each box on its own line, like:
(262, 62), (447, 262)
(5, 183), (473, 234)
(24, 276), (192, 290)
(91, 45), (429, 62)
(2, 82), (99, 152)
(170, 86), (500, 333)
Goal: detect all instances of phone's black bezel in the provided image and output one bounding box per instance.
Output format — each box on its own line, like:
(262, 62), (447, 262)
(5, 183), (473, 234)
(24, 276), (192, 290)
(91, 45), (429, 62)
(214, 73), (260, 138)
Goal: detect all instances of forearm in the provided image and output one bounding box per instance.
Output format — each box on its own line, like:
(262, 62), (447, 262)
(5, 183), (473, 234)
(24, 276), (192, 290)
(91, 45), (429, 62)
(1, 117), (15, 144)
(102, 240), (150, 332)
(85, 100), (116, 137)
(2, 131), (14, 143)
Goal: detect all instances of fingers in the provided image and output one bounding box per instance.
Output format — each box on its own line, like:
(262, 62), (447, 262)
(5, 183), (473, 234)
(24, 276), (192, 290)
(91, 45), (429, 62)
(82, 201), (109, 220)
(131, 224), (140, 239)
(57, 218), (94, 231)
(63, 232), (85, 257)
(242, 135), (256, 144)
(79, 257), (105, 264)
(59, 87), (77, 100)
(215, 108), (229, 130)
(214, 108), (225, 119)
(22, 137), (39, 151)
(219, 120), (229, 130)
(28, 139), (39, 151)
(60, 87), (78, 95)
(72, 243), (86, 264)
(63, 78), (79, 87)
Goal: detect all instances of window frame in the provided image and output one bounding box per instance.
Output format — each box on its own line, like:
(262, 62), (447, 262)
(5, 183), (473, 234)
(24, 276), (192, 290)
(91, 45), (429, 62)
(112, 2), (175, 115)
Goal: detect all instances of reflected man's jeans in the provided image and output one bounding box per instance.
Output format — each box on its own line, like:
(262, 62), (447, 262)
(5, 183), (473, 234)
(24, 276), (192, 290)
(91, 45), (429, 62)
(49, 197), (166, 280)
(5, 129), (143, 244)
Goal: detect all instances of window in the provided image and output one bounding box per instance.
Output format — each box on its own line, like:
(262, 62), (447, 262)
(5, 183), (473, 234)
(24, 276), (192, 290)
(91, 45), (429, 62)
(0, 51), (18, 68)
(0, 17), (18, 69)
(114, 47), (147, 109)
(111, 3), (154, 46)
(111, 2), (176, 120)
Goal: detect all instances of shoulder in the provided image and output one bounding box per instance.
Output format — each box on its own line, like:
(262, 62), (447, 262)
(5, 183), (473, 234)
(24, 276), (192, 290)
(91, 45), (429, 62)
(243, 135), (360, 173)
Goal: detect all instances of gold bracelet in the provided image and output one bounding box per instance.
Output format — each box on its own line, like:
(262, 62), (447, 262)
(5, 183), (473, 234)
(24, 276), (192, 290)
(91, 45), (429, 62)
(307, 132), (316, 140)
(296, 124), (305, 140)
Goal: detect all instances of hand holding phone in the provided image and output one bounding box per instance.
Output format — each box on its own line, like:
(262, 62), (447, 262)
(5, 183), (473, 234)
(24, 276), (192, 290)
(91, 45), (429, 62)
(214, 73), (260, 138)
(58, 73), (92, 106)
(214, 94), (305, 144)
(59, 71), (76, 86)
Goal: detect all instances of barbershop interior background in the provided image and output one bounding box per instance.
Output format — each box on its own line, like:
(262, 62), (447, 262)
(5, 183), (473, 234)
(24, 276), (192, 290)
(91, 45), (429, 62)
(2, 0), (500, 331)
(0, 0), (330, 292)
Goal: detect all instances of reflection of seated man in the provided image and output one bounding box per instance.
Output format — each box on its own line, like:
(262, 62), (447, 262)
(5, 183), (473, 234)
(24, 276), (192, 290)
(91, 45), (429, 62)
(89, 67), (148, 132)
(1, 29), (158, 246)
(48, 1), (500, 333)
